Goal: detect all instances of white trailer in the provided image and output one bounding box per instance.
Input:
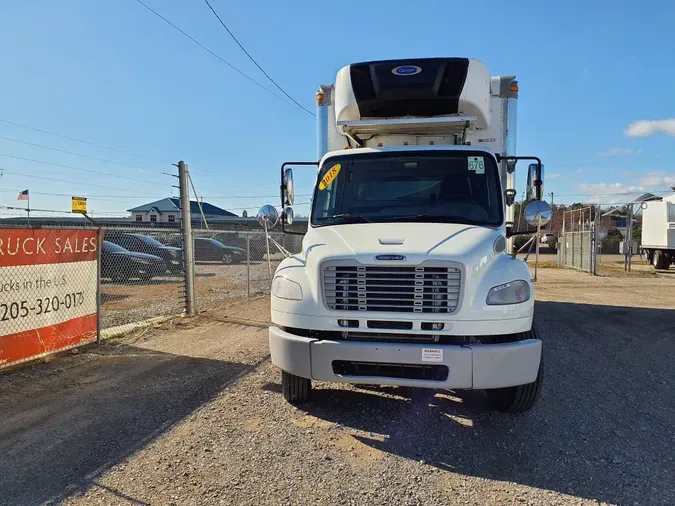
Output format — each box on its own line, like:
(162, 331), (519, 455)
(260, 57), (549, 413)
(641, 193), (675, 269)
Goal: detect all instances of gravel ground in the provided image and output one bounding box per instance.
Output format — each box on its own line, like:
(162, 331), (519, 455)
(1, 268), (674, 505)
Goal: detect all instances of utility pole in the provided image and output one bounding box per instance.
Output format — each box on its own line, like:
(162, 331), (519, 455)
(178, 161), (196, 316)
(549, 192), (554, 231)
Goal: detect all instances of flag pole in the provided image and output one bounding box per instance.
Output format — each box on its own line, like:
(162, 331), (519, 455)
(27, 189), (31, 226)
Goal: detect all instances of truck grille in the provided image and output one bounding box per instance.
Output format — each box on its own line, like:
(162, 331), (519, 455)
(323, 264), (461, 313)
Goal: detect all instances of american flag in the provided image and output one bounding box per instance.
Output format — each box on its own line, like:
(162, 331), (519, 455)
(17, 189), (29, 201)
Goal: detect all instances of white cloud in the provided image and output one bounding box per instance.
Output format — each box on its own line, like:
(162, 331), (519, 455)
(625, 118), (675, 137)
(548, 173), (561, 180)
(576, 182), (647, 204)
(640, 172), (675, 187)
(598, 147), (633, 157)
(575, 169), (583, 175)
(578, 182), (645, 194)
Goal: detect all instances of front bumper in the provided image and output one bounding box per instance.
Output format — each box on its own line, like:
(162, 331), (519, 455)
(269, 326), (542, 389)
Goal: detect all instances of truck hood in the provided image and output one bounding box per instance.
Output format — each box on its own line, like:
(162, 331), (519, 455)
(303, 223), (502, 265)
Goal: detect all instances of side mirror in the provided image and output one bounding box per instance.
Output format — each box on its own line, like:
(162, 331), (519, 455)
(504, 189), (516, 206)
(257, 204), (279, 229)
(284, 207), (294, 226)
(283, 168), (295, 206)
(526, 163), (545, 201)
(525, 200), (552, 227)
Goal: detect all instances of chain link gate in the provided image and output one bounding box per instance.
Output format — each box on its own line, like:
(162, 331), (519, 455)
(558, 207), (599, 274)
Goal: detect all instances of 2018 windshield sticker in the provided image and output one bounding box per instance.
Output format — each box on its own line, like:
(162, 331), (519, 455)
(468, 156), (485, 174)
(319, 163), (341, 190)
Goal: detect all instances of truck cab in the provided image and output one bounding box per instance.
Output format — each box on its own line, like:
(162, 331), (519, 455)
(260, 57), (549, 413)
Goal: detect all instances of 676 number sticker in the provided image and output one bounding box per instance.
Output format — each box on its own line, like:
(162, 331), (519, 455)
(468, 156), (485, 174)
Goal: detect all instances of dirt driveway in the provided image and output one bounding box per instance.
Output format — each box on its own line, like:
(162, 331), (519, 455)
(1, 268), (674, 505)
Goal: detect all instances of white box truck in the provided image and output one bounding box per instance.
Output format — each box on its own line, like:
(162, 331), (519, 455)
(259, 57), (550, 413)
(641, 193), (675, 269)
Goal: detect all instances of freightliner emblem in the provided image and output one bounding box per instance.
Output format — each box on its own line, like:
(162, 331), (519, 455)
(375, 255), (407, 261)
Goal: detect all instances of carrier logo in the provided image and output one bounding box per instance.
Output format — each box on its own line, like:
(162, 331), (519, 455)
(391, 65), (422, 76)
(375, 254), (407, 261)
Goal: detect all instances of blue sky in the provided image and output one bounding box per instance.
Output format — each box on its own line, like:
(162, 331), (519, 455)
(1, 0), (674, 217)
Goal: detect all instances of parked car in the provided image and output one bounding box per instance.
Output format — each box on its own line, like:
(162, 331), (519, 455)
(105, 233), (183, 272)
(194, 238), (246, 264)
(210, 232), (267, 261)
(101, 241), (167, 282)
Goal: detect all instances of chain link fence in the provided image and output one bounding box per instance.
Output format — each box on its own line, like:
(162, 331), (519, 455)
(100, 223), (186, 332)
(191, 228), (304, 310)
(557, 207), (598, 274)
(1, 216), (307, 364)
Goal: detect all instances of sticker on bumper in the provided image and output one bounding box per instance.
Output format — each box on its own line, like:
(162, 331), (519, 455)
(422, 348), (443, 362)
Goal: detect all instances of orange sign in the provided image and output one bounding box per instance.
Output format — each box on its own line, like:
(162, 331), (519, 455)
(0, 229), (98, 369)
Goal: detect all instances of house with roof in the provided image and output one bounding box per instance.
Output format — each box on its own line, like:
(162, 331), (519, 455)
(127, 198), (236, 223)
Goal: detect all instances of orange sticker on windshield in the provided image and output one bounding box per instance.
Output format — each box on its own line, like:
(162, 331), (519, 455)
(319, 163), (341, 190)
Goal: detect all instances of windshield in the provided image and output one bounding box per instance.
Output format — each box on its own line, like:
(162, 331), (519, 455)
(311, 151), (503, 227)
(102, 241), (127, 253)
(134, 234), (169, 248)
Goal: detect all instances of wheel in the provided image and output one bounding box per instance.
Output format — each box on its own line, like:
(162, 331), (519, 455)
(486, 327), (543, 413)
(222, 253), (234, 265)
(652, 250), (666, 269)
(281, 370), (311, 403)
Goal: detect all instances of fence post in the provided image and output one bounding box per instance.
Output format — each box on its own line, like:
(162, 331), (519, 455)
(96, 227), (102, 344)
(178, 161), (196, 316)
(246, 232), (251, 298)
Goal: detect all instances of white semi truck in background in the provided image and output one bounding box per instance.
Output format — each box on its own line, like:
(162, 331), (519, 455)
(642, 193), (675, 270)
(258, 57), (550, 413)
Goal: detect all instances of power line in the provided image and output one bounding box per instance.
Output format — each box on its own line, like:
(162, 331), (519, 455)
(0, 168), (159, 195)
(0, 118), (293, 184)
(0, 135), (163, 174)
(133, 0), (309, 116)
(0, 152), (163, 185)
(0, 118), (171, 165)
(201, 0), (314, 117)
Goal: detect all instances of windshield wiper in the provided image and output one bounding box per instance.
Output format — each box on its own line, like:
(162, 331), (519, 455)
(315, 213), (373, 223)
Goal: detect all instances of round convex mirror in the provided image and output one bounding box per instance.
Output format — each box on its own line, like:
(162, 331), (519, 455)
(525, 200), (552, 227)
(257, 205), (279, 228)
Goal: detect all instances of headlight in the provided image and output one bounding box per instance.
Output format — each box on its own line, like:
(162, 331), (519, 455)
(132, 258), (151, 266)
(272, 276), (303, 301)
(486, 280), (531, 305)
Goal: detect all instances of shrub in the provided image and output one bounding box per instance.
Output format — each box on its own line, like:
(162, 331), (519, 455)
(547, 235), (558, 250)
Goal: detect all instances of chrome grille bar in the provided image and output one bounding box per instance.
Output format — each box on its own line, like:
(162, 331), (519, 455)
(324, 264), (461, 314)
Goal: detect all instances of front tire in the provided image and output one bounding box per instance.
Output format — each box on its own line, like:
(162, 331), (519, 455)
(486, 327), (543, 413)
(282, 370), (311, 403)
(222, 253), (234, 265)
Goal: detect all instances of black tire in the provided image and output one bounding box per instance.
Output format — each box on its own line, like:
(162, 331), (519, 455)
(653, 250), (666, 270)
(282, 370), (311, 403)
(222, 253), (234, 265)
(486, 327), (543, 413)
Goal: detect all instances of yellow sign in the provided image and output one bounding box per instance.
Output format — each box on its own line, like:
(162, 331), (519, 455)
(319, 163), (341, 190)
(71, 196), (87, 214)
